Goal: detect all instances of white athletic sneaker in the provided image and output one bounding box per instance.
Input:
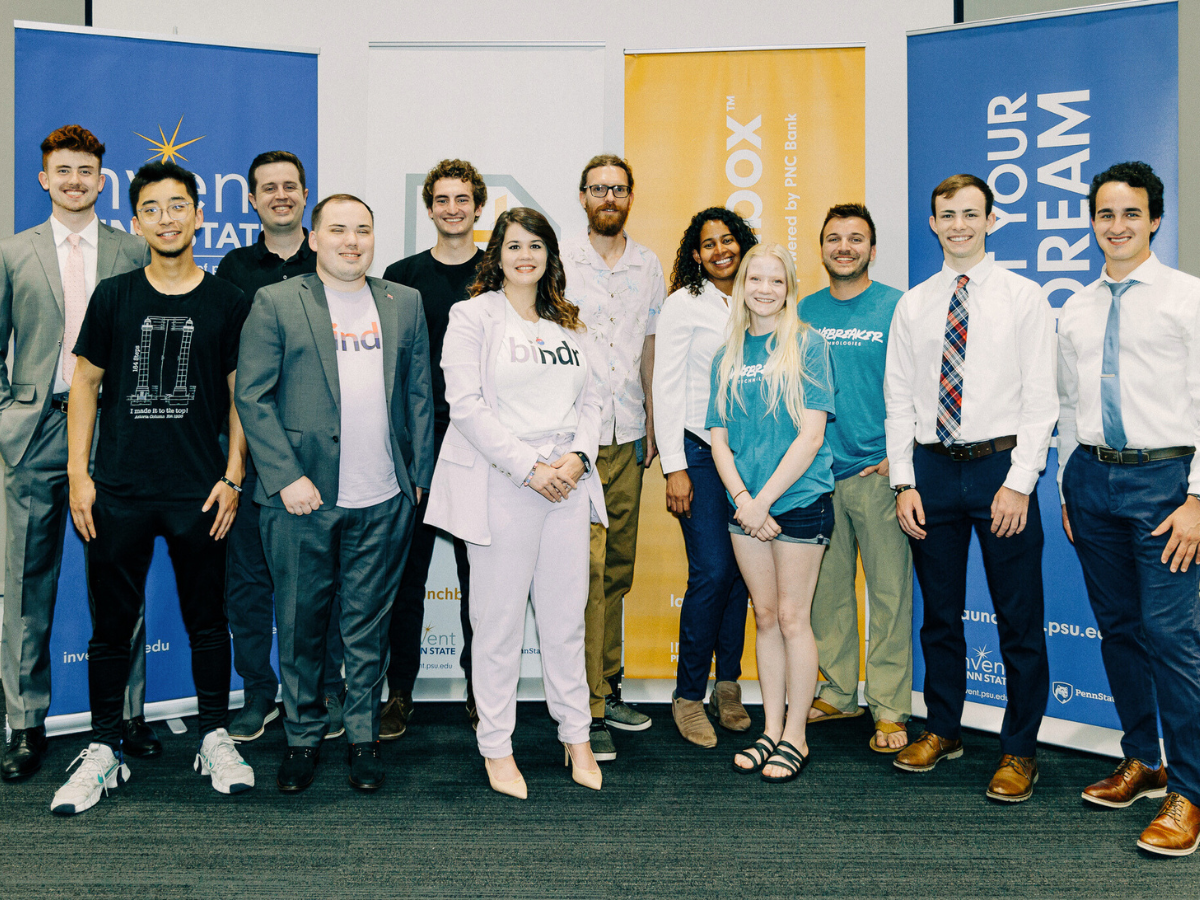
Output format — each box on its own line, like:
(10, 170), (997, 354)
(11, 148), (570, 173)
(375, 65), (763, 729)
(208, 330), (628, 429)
(50, 743), (130, 816)
(194, 728), (255, 794)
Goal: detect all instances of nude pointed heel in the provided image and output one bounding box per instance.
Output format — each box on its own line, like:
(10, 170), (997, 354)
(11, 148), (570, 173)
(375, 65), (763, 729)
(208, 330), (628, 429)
(563, 743), (602, 791)
(485, 757), (527, 800)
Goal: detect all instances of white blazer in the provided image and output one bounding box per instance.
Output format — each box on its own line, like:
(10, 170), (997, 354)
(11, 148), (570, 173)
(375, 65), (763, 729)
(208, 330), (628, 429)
(425, 290), (608, 545)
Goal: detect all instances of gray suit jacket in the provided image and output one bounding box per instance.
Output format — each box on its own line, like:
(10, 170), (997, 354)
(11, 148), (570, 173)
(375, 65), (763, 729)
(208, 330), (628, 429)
(0, 216), (148, 466)
(235, 273), (434, 509)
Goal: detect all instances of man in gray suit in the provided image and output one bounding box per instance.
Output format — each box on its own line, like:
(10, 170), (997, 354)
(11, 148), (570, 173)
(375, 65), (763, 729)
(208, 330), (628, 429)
(236, 193), (434, 793)
(0, 125), (155, 781)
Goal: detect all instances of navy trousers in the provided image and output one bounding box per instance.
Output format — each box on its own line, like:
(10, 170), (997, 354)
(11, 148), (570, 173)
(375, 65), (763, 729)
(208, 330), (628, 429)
(1063, 448), (1200, 805)
(910, 444), (1048, 756)
(674, 435), (747, 701)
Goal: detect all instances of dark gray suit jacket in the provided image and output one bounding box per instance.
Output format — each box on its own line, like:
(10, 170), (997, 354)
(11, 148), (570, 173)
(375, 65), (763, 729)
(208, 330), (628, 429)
(235, 273), (434, 509)
(0, 217), (148, 466)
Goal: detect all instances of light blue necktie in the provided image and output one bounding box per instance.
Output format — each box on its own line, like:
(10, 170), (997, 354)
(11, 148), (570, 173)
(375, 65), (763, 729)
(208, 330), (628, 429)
(1101, 279), (1137, 451)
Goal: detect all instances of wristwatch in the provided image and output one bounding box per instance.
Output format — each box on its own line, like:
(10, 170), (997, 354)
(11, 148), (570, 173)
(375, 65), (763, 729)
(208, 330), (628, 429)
(575, 451), (592, 474)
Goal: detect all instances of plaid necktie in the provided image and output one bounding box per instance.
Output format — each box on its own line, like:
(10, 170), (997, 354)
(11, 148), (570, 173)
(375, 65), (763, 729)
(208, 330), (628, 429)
(936, 274), (970, 447)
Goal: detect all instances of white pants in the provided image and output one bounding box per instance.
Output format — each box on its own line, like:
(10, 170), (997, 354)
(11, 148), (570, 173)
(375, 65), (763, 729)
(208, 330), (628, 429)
(468, 466), (592, 757)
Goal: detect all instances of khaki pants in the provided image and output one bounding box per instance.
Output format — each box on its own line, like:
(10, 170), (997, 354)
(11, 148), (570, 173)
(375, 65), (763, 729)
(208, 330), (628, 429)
(811, 472), (913, 723)
(585, 440), (644, 717)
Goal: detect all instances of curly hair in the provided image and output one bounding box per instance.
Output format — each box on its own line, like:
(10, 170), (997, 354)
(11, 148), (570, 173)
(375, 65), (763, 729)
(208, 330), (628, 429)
(41, 124), (105, 168)
(669, 207), (758, 295)
(422, 159), (487, 212)
(1089, 160), (1164, 223)
(468, 208), (583, 332)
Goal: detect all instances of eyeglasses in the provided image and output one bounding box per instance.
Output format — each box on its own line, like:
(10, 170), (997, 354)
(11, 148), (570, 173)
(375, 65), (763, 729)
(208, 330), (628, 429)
(137, 201), (194, 223)
(586, 184), (630, 199)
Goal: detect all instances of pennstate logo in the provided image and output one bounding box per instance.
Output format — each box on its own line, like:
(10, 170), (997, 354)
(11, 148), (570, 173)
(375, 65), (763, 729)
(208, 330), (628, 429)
(1052, 681), (1074, 704)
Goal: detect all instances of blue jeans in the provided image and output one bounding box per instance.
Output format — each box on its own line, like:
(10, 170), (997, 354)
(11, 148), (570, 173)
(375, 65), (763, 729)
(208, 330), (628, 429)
(1063, 448), (1200, 805)
(674, 435), (748, 701)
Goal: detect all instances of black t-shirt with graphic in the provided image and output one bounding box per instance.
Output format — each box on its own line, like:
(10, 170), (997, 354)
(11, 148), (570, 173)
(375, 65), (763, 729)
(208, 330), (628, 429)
(74, 269), (249, 504)
(383, 248), (483, 434)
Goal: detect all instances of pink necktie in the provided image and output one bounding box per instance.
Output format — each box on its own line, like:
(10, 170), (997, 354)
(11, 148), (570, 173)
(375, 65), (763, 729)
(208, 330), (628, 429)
(62, 233), (87, 385)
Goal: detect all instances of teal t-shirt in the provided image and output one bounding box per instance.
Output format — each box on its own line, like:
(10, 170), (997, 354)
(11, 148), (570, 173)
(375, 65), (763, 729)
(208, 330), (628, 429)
(705, 329), (836, 515)
(799, 281), (903, 480)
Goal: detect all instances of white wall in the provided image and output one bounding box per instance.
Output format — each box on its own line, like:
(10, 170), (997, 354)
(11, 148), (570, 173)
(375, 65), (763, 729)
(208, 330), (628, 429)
(92, 0), (951, 290)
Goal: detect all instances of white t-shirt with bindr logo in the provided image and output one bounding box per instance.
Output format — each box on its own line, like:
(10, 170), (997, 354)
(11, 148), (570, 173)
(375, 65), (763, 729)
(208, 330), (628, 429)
(493, 301), (585, 442)
(325, 283), (400, 508)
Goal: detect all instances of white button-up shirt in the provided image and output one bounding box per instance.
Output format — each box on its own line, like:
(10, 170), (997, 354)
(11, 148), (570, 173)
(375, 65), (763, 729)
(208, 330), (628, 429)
(884, 255), (1058, 495)
(1057, 252), (1200, 494)
(562, 231), (665, 444)
(653, 280), (734, 474)
(50, 214), (99, 395)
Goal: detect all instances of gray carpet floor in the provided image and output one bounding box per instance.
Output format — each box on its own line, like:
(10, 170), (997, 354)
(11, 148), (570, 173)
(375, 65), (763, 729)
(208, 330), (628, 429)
(1, 700), (1197, 899)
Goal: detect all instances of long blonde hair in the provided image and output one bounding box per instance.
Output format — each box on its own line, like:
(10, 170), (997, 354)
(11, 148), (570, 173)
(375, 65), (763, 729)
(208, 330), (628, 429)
(715, 243), (823, 429)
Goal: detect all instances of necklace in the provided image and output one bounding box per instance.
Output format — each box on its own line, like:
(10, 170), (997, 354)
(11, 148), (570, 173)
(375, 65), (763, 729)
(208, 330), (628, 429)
(512, 307), (545, 346)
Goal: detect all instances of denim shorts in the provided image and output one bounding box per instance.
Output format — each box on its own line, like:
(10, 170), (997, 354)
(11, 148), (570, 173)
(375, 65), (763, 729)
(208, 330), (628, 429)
(728, 493), (834, 544)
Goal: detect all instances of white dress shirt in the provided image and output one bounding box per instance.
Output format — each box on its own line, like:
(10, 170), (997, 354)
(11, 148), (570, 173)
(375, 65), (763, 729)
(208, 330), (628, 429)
(50, 215), (99, 395)
(884, 255), (1058, 495)
(653, 280), (734, 474)
(562, 231), (665, 444)
(1057, 252), (1200, 494)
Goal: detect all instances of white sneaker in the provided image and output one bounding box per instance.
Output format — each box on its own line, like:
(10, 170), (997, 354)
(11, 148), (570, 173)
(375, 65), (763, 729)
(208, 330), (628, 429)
(194, 728), (255, 794)
(50, 743), (130, 815)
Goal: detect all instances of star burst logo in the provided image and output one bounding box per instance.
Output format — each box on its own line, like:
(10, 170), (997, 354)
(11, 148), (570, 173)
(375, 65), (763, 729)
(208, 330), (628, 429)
(972, 646), (991, 667)
(135, 116), (205, 163)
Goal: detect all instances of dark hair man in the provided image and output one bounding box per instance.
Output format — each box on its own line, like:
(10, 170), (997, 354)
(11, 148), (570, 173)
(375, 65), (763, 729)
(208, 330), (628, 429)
(214, 150), (346, 744)
(561, 154), (665, 763)
(800, 203), (913, 753)
(52, 161), (254, 814)
(885, 174), (1057, 802)
(379, 159), (486, 737)
(0, 125), (156, 784)
(1059, 161), (1200, 856)
(236, 194), (434, 793)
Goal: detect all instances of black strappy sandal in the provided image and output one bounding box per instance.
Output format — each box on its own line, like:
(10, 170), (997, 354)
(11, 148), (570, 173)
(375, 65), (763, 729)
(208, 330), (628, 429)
(732, 734), (777, 774)
(760, 740), (810, 783)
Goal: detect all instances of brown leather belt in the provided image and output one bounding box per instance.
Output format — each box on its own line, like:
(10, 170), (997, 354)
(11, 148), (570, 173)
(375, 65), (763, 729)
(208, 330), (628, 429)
(918, 435), (1017, 462)
(1079, 444), (1195, 465)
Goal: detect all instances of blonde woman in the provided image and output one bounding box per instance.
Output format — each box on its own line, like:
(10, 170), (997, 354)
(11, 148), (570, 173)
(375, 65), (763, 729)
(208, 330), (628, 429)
(707, 243), (835, 783)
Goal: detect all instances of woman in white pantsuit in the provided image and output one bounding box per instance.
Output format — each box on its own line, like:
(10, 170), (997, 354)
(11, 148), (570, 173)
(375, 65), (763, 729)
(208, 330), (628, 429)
(425, 207), (607, 799)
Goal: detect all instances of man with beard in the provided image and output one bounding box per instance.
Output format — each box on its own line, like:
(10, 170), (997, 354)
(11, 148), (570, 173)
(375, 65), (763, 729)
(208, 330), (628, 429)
(1, 125), (156, 783)
(799, 204), (913, 754)
(236, 194), (433, 793)
(561, 155), (665, 762)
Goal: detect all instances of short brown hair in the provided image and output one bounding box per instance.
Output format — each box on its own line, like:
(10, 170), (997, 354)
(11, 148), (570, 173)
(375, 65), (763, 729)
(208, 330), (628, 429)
(41, 124), (105, 169)
(578, 154), (634, 193)
(821, 203), (877, 246)
(422, 159), (487, 211)
(248, 151), (307, 194)
(310, 193), (374, 231)
(931, 174), (993, 217)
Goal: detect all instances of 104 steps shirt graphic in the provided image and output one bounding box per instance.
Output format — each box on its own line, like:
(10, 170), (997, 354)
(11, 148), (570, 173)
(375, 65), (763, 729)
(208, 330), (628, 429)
(73, 270), (249, 504)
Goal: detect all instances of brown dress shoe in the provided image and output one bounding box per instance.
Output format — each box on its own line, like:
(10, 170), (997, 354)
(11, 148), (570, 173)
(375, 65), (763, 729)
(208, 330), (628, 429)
(672, 694), (717, 748)
(1082, 758), (1168, 809)
(708, 681), (752, 732)
(893, 731), (963, 772)
(379, 691), (413, 741)
(986, 754), (1038, 802)
(1137, 793), (1200, 857)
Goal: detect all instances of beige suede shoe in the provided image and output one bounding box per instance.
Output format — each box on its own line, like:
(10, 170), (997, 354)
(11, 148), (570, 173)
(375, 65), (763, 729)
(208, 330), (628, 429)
(708, 681), (752, 732)
(672, 694), (717, 748)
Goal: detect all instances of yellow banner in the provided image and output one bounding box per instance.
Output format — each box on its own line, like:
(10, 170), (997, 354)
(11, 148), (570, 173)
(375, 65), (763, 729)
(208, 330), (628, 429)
(624, 47), (866, 680)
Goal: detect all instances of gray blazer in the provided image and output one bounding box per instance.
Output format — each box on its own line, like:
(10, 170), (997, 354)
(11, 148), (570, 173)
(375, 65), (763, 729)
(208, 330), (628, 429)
(0, 216), (148, 466)
(235, 273), (435, 509)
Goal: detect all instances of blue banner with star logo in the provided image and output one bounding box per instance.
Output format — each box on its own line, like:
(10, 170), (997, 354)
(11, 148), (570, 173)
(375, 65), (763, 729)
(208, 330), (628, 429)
(14, 23), (316, 728)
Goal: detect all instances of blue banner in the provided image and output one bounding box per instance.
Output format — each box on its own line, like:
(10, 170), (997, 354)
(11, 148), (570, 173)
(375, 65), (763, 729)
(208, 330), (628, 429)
(906, 2), (1177, 745)
(14, 24), (316, 719)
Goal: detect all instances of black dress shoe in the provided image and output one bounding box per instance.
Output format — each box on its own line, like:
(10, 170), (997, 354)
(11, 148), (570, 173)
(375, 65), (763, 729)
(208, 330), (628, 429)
(1, 726), (48, 781)
(348, 742), (384, 792)
(121, 716), (163, 759)
(277, 746), (320, 792)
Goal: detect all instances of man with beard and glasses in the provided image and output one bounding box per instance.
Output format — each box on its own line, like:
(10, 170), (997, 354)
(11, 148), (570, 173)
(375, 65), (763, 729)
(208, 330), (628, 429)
(561, 155), (665, 763)
(799, 204), (913, 754)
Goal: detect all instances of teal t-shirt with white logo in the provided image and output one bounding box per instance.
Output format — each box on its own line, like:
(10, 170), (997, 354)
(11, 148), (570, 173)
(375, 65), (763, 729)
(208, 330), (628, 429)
(799, 281), (902, 480)
(705, 329), (836, 515)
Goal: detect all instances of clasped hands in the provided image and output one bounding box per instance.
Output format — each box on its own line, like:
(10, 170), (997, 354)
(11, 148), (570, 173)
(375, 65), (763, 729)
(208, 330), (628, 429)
(528, 453), (585, 503)
(734, 492), (780, 542)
